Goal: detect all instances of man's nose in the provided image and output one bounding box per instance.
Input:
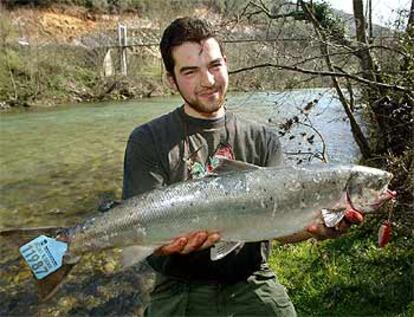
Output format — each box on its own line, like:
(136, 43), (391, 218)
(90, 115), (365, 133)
(200, 70), (215, 87)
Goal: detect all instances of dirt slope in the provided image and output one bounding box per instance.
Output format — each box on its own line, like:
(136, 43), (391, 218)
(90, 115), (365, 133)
(7, 6), (155, 44)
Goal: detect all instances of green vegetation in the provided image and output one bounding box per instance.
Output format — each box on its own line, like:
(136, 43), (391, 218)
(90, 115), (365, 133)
(0, 0), (336, 109)
(0, 25), (166, 107)
(270, 224), (414, 316)
(0, 12), (97, 106)
(1, 1), (413, 316)
(0, 45), (97, 107)
(265, 2), (414, 316)
(4, 0), (229, 15)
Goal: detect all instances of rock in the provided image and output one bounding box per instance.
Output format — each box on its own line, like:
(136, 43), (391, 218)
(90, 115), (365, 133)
(103, 261), (116, 274)
(0, 101), (11, 111)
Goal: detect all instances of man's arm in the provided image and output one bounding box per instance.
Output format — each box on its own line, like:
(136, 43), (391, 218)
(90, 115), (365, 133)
(122, 127), (166, 200)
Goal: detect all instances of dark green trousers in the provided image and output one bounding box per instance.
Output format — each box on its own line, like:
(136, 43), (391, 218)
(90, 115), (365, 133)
(144, 272), (297, 317)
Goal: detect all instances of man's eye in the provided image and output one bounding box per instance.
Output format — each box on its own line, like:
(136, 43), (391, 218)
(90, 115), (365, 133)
(184, 71), (195, 76)
(212, 63), (222, 68)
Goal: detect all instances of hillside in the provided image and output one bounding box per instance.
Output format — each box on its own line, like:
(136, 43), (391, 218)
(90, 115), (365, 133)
(0, 1), (393, 109)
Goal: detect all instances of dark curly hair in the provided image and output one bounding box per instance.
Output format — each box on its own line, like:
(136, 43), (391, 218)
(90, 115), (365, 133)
(160, 17), (224, 76)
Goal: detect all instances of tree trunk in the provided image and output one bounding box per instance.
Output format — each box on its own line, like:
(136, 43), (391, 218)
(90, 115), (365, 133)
(353, 0), (389, 156)
(300, 0), (372, 159)
(407, 0), (414, 35)
(352, 0), (379, 84)
(367, 0), (373, 40)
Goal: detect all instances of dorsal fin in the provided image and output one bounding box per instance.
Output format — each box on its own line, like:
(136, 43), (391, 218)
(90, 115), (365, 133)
(210, 157), (260, 175)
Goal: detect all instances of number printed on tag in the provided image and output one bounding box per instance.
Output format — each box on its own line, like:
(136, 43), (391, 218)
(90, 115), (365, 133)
(19, 235), (68, 280)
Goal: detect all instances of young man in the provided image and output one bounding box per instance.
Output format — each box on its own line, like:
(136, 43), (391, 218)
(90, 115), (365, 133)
(122, 17), (361, 316)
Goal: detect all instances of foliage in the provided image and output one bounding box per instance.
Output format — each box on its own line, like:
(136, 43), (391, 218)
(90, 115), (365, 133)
(268, 3), (413, 317)
(228, 2), (414, 316)
(312, 0), (348, 37)
(1, 1), (413, 316)
(0, 41), (98, 106)
(204, 0), (250, 17)
(270, 224), (414, 316)
(3, 0), (205, 14)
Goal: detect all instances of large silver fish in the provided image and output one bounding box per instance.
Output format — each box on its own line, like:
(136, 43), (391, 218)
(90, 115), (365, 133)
(0, 159), (395, 300)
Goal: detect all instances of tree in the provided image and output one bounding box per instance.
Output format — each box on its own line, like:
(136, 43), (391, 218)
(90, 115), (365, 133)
(229, 0), (412, 161)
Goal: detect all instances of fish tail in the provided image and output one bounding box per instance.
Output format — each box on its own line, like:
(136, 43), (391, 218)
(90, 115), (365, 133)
(0, 226), (78, 301)
(36, 261), (76, 301)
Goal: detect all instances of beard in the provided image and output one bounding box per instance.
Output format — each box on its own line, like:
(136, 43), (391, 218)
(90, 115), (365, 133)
(180, 89), (226, 115)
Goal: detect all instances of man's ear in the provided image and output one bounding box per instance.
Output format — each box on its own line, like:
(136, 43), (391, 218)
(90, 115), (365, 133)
(166, 72), (178, 90)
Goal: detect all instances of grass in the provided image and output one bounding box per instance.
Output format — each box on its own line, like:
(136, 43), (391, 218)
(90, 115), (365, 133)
(269, 223), (414, 316)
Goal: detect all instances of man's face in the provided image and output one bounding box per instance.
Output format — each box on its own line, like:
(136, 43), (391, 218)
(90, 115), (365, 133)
(168, 38), (229, 117)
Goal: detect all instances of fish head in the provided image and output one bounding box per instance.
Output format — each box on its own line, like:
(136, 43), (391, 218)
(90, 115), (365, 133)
(346, 166), (395, 213)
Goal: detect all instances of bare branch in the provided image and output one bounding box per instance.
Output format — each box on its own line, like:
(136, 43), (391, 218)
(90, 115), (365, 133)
(345, 79), (355, 112)
(229, 63), (412, 93)
(243, 0), (306, 21)
(298, 119), (328, 163)
(299, 0), (372, 159)
(287, 44), (409, 70)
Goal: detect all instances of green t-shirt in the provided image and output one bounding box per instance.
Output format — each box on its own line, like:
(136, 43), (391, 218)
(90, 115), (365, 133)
(122, 106), (283, 282)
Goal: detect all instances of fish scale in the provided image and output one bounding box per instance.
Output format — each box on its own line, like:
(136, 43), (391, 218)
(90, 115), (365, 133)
(0, 160), (395, 301)
(67, 163), (391, 253)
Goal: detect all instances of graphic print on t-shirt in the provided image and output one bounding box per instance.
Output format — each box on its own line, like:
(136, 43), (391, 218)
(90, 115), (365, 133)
(188, 143), (234, 179)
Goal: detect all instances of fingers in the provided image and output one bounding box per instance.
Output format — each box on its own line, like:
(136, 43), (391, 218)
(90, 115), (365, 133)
(199, 232), (221, 250)
(154, 231), (221, 256)
(307, 222), (341, 240)
(154, 237), (188, 256)
(344, 209), (364, 224)
(181, 231), (208, 254)
(334, 210), (364, 233)
(307, 209), (364, 241)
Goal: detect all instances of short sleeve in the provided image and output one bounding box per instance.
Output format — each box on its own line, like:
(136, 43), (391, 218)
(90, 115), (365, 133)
(122, 126), (167, 199)
(264, 128), (284, 167)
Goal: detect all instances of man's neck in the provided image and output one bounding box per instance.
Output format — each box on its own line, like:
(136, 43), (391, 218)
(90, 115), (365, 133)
(183, 104), (225, 120)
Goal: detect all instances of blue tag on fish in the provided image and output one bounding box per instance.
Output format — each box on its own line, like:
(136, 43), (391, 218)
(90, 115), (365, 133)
(19, 235), (68, 280)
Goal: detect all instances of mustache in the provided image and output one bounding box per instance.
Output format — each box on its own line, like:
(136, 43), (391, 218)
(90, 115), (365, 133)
(197, 88), (219, 95)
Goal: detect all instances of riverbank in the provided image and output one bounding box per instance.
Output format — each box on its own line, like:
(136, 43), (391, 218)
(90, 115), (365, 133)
(0, 4), (333, 111)
(0, 5), (167, 110)
(1, 92), (413, 316)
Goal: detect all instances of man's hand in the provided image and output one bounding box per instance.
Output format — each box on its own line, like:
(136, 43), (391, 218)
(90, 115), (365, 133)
(276, 209), (364, 244)
(307, 209), (364, 240)
(154, 231), (221, 256)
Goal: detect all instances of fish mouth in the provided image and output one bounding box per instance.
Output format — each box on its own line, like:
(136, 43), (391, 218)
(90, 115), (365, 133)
(346, 186), (397, 213)
(368, 188), (397, 210)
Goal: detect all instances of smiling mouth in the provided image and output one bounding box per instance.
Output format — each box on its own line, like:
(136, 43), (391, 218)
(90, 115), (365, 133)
(198, 90), (219, 97)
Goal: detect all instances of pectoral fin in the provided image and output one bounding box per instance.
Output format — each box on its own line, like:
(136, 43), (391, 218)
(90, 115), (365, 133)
(210, 241), (244, 261)
(321, 209), (345, 227)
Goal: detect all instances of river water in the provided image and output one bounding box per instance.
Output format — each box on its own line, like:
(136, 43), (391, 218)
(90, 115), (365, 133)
(0, 89), (361, 316)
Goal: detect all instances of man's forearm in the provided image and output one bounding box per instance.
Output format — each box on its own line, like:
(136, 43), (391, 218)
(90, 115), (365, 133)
(274, 230), (314, 245)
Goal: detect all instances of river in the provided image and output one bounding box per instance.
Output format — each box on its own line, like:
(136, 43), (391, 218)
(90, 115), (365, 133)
(0, 89), (362, 316)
